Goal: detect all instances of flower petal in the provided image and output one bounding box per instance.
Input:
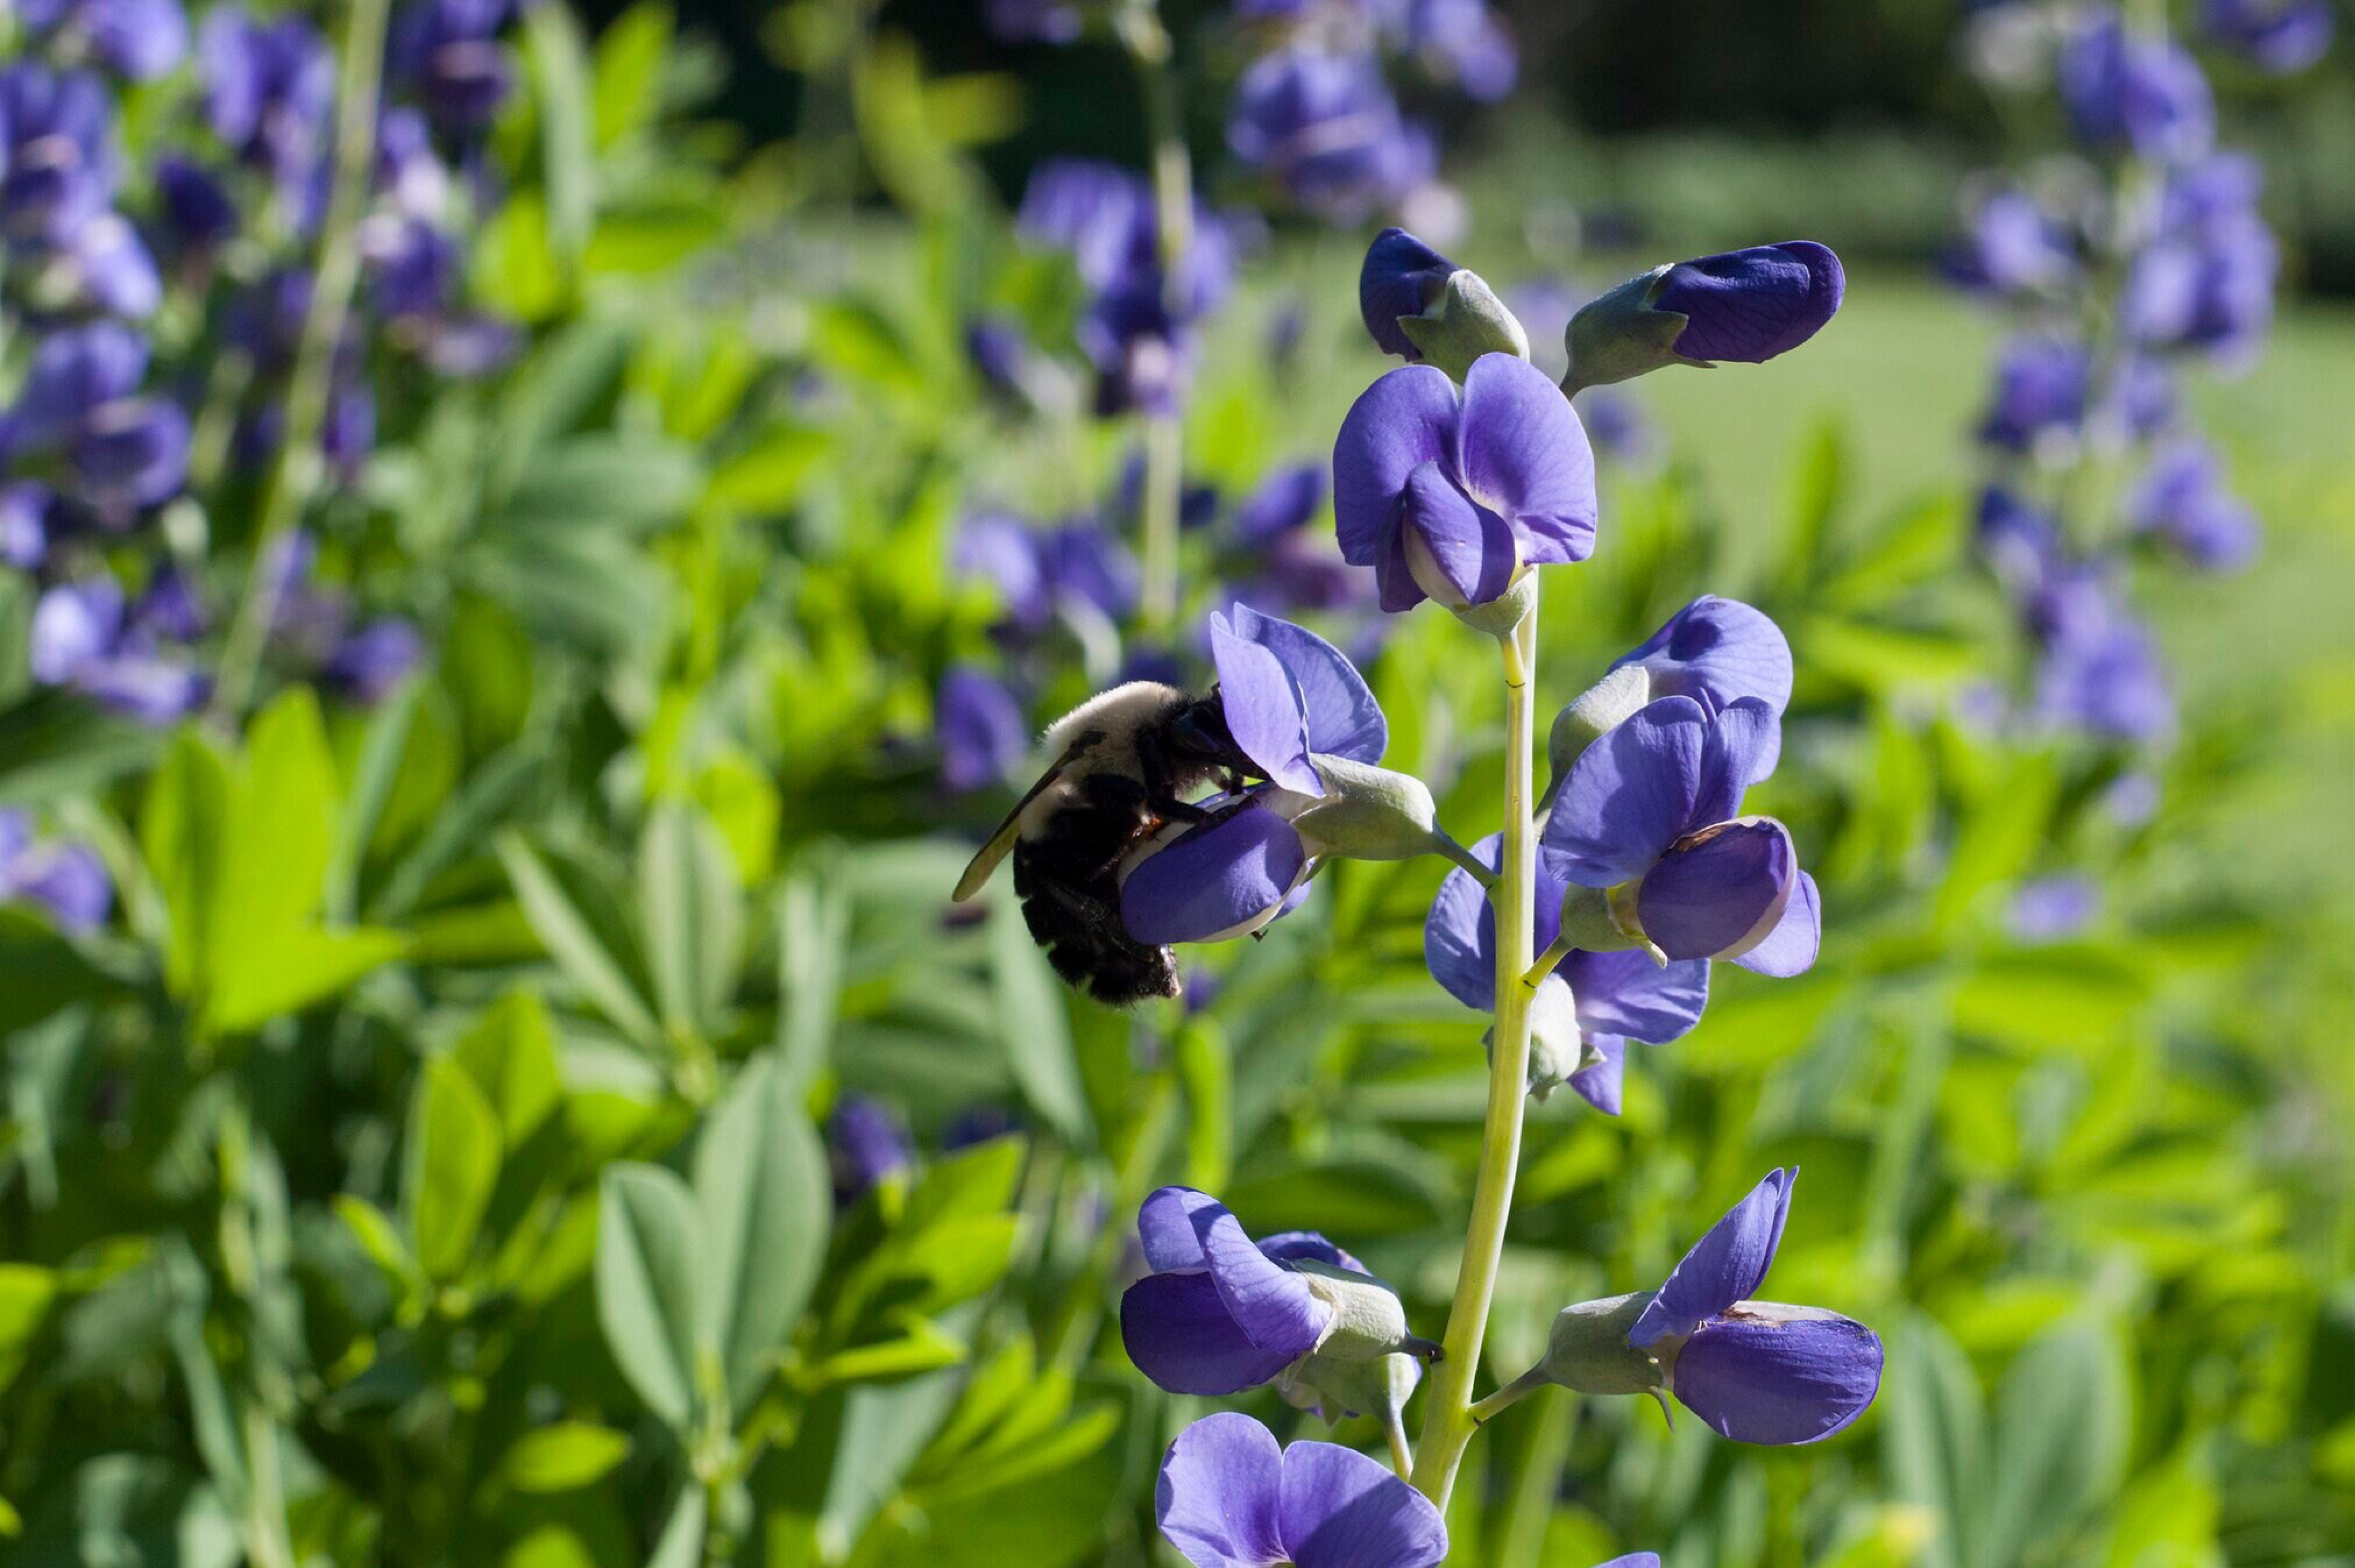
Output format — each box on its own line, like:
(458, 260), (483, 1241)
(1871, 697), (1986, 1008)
(1279, 1439), (1449, 1568)
(1333, 366), (1460, 568)
(1541, 696), (1709, 887)
(1455, 353), (1597, 566)
(1656, 242), (1845, 364)
(1614, 596), (1794, 774)
(1559, 949), (1709, 1043)
(1359, 227), (1457, 360)
(1138, 1185), (1221, 1272)
(1156, 1413), (1290, 1568)
(1122, 1271), (1304, 1396)
(1400, 463), (1518, 608)
(1424, 832), (1569, 1011)
(1189, 1189), (1332, 1358)
(1692, 697), (1780, 827)
(1123, 801), (1311, 946)
(1637, 817), (1795, 962)
(1671, 1306), (1883, 1445)
(1226, 603), (1386, 764)
(1632, 1168), (1796, 1347)
(1212, 611), (1323, 795)
(1569, 1035), (1625, 1116)
(1734, 871), (1820, 978)
(1257, 1231), (1357, 1273)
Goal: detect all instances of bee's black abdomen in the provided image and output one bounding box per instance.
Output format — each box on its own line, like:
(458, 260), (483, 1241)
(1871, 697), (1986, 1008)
(1013, 838), (1180, 1007)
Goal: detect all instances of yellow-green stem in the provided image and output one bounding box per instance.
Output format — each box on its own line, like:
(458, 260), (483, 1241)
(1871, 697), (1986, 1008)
(1410, 596), (1540, 1505)
(1124, 1), (1191, 628)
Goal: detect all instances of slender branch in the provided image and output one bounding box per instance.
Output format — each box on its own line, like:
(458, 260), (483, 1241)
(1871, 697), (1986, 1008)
(208, 0), (391, 725)
(1433, 829), (1498, 888)
(1383, 1402), (1413, 1479)
(1410, 596), (1541, 1506)
(1121, 1), (1191, 629)
(1522, 932), (1574, 991)
(1469, 1365), (1549, 1427)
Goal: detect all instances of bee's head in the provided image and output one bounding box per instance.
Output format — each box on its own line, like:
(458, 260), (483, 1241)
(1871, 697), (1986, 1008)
(1169, 690), (1251, 773)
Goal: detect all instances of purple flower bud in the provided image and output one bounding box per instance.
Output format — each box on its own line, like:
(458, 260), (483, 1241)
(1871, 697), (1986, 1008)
(1226, 50), (1434, 223)
(324, 619), (424, 704)
(828, 1092), (913, 1203)
(1333, 355), (1596, 613)
(2128, 439), (2258, 568)
(155, 154), (240, 252)
(1978, 336), (2089, 453)
(1156, 1413), (1447, 1568)
(936, 665), (1029, 793)
(2057, 9), (2213, 160)
(2204, 0), (2332, 73)
(1651, 242), (1845, 364)
(1359, 227), (1461, 360)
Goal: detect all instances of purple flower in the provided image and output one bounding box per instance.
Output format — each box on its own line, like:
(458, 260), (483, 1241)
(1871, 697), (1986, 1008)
(1574, 390), (1659, 468)
(1945, 189), (2078, 296)
(0, 485), (56, 569)
(1120, 605), (1384, 945)
(71, 396), (191, 515)
(985, 0), (1083, 43)
(1122, 1188), (1391, 1396)
(0, 65), (117, 237)
(1650, 242), (1845, 364)
(1400, 0), (1518, 100)
(16, 0), (189, 79)
(828, 1093), (913, 1204)
(2035, 611), (2173, 743)
(1626, 1169), (1882, 1445)
(1425, 831), (1708, 1113)
(8, 321), (147, 449)
(2056, 9), (2213, 161)
(1977, 336), (2089, 453)
(0, 811), (113, 933)
(2128, 439), (2258, 568)
(389, 0), (516, 130)
(952, 512), (1053, 632)
(155, 154), (240, 253)
(29, 579), (207, 724)
(1226, 51), (1434, 224)
(1610, 595), (1795, 777)
(1359, 227), (1461, 361)
(199, 8), (335, 196)
(1017, 159), (1238, 320)
(1332, 355), (1597, 613)
(965, 315), (1031, 396)
(2121, 209), (2277, 364)
(2009, 873), (2098, 941)
(2100, 353), (2178, 440)
(1155, 1413), (1446, 1568)
(2204, 0), (2332, 73)
(1232, 462), (1327, 546)
(324, 620), (425, 704)
(937, 665), (1029, 793)
(1540, 697), (1820, 973)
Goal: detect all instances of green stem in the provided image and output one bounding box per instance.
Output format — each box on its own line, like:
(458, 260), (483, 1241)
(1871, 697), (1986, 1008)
(1468, 1364), (1548, 1427)
(1410, 595), (1540, 1506)
(1434, 829), (1498, 889)
(1122, 1), (1191, 629)
(1523, 932), (1574, 990)
(207, 0), (391, 726)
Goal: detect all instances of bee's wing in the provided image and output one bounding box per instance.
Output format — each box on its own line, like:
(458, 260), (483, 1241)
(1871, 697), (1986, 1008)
(952, 748), (1075, 902)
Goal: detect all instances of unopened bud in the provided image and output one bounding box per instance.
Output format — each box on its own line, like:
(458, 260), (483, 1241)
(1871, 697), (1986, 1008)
(1279, 1347), (1424, 1427)
(1562, 269), (1697, 395)
(1296, 755), (1443, 863)
(1397, 269), (1531, 384)
(1549, 665), (1650, 781)
(1538, 1291), (1665, 1395)
(1296, 1262), (1439, 1363)
(1449, 563), (1539, 639)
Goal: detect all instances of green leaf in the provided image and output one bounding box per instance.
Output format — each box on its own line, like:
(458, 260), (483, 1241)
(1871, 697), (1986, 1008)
(819, 1367), (966, 1556)
(141, 728), (231, 996)
(776, 867), (849, 1095)
(523, 0), (595, 269)
(451, 990), (563, 1149)
(985, 889), (1092, 1148)
(406, 1057), (504, 1283)
(1976, 1317), (2129, 1568)
(0, 688), (166, 803)
(500, 835), (662, 1046)
(0, 909), (115, 1035)
(693, 1055), (829, 1416)
(203, 926), (408, 1036)
(329, 677), (424, 922)
(0, 1265), (57, 1394)
(640, 800), (744, 1042)
(648, 1483), (707, 1568)
(595, 1164), (706, 1429)
(591, 3), (672, 147)
(499, 1423), (632, 1493)
(333, 1195), (422, 1306)
(1882, 1313), (1986, 1568)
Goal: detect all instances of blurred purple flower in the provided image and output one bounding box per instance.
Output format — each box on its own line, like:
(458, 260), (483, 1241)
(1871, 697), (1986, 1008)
(2009, 873), (2098, 941)
(828, 1093), (913, 1203)
(2204, 0), (2332, 73)
(2056, 8), (2214, 160)
(985, 0), (1083, 43)
(15, 0), (189, 79)
(0, 810), (113, 933)
(937, 665), (1030, 793)
(389, 0), (516, 131)
(1400, 0), (1518, 100)
(199, 8), (335, 198)
(29, 578), (207, 724)
(324, 619), (425, 704)
(1231, 462), (1326, 546)
(1945, 188), (2078, 296)
(1226, 50), (1435, 224)
(0, 64), (118, 238)
(1978, 335), (2089, 453)
(2128, 438), (2258, 567)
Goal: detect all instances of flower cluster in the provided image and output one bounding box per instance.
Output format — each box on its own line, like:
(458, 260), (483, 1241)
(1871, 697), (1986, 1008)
(1055, 229), (1873, 1567)
(1948, 3), (2322, 750)
(1, 0), (518, 731)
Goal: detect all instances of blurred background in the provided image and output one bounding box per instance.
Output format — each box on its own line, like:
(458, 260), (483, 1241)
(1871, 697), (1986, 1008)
(1, 0), (2351, 1565)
